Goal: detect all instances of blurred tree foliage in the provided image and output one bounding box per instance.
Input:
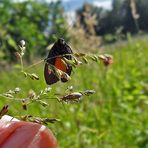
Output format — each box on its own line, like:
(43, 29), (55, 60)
(137, 0), (148, 31)
(0, 0), (68, 62)
(76, 0), (148, 39)
(76, 3), (102, 36)
(48, 1), (70, 42)
(70, 3), (102, 53)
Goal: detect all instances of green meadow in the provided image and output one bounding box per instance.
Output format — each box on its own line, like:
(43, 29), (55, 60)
(0, 36), (147, 148)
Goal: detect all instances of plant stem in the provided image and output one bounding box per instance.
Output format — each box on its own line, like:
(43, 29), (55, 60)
(20, 56), (24, 72)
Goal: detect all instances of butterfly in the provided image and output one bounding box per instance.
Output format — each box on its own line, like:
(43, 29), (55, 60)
(44, 38), (73, 85)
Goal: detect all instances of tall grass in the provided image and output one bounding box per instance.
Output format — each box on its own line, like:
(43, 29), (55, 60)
(0, 36), (147, 148)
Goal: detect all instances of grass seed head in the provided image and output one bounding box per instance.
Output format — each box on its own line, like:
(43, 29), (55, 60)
(22, 99), (27, 110)
(61, 92), (83, 102)
(0, 105), (9, 118)
(83, 90), (95, 96)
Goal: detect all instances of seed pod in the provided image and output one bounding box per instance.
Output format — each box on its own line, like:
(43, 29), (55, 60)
(103, 54), (113, 66)
(7, 90), (15, 94)
(4, 93), (14, 98)
(67, 86), (73, 92)
(72, 56), (79, 65)
(74, 53), (86, 57)
(0, 105), (9, 117)
(15, 52), (21, 59)
(14, 87), (21, 93)
(45, 87), (52, 92)
(93, 55), (98, 62)
(20, 115), (33, 121)
(38, 100), (49, 107)
(77, 61), (82, 66)
(82, 57), (88, 64)
(61, 72), (71, 81)
(83, 90), (95, 96)
(28, 90), (36, 99)
(98, 55), (106, 60)
(23, 71), (28, 77)
(30, 73), (39, 80)
(32, 118), (43, 124)
(22, 99), (27, 110)
(43, 118), (60, 124)
(48, 64), (61, 80)
(88, 55), (98, 62)
(19, 40), (26, 47)
(63, 57), (75, 67)
(61, 92), (82, 102)
(98, 54), (113, 66)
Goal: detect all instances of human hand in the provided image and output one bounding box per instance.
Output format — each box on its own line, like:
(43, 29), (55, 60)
(0, 115), (58, 148)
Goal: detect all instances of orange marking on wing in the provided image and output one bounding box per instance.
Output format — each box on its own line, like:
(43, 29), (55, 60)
(55, 57), (67, 72)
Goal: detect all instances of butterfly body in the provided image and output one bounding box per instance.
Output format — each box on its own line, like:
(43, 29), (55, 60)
(44, 38), (73, 85)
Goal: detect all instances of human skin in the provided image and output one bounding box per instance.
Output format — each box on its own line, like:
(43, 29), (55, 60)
(0, 115), (59, 148)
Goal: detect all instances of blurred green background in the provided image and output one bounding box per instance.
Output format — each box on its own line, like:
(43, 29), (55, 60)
(0, 0), (148, 147)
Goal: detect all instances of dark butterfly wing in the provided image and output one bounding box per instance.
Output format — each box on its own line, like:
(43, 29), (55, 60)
(44, 63), (59, 85)
(44, 38), (73, 85)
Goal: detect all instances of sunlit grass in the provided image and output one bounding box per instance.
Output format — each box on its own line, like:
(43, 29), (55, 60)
(0, 37), (147, 148)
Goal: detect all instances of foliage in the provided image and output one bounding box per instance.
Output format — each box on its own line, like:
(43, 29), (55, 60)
(138, 0), (148, 31)
(76, 0), (148, 37)
(70, 3), (102, 53)
(0, 0), (69, 62)
(0, 0), (148, 147)
(0, 35), (147, 147)
(0, 0), (49, 61)
(76, 3), (101, 36)
(48, 1), (70, 42)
